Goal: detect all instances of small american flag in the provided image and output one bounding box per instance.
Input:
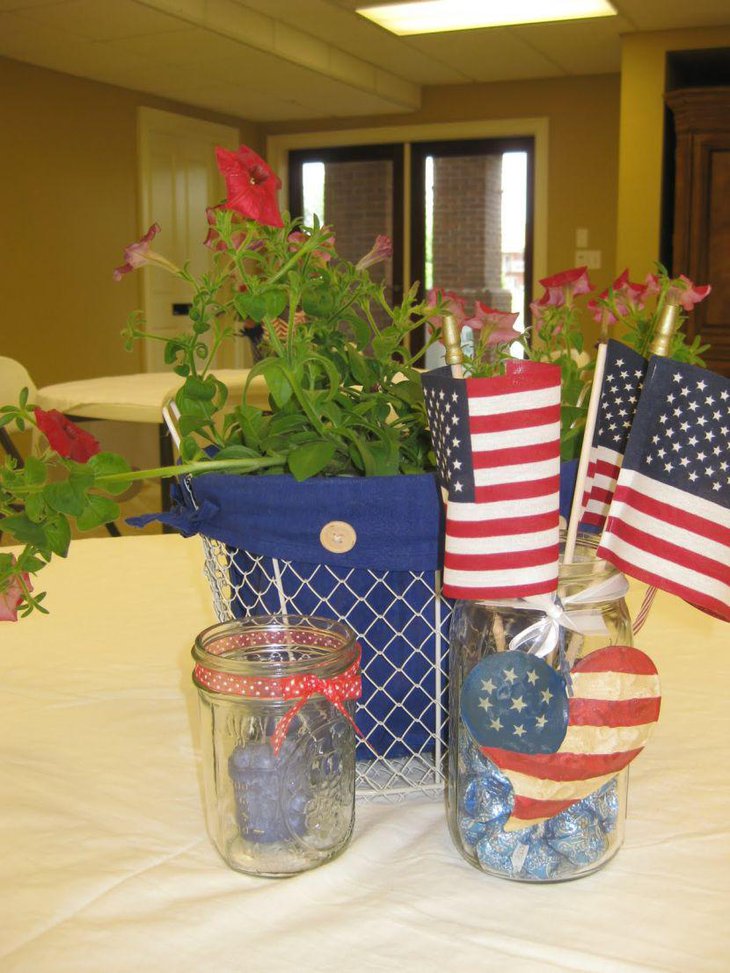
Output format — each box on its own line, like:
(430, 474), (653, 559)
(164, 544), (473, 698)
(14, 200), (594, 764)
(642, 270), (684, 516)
(598, 356), (730, 622)
(421, 361), (561, 600)
(473, 645), (661, 830)
(581, 340), (648, 531)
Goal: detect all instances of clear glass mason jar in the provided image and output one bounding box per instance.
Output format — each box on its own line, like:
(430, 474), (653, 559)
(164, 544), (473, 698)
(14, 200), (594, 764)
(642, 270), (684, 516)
(447, 534), (633, 882)
(192, 614), (360, 877)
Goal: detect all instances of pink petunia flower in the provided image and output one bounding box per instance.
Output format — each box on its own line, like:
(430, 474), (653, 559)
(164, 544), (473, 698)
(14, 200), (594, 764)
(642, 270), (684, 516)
(113, 223), (162, 280)
(538, 266), (594, 307)
(355, 235), (393, 272)
(0, 563), (32, 622)
(464, 301), (519, 343)
(426, 289), (468, 331)
(667, 274), (712, 311)
(288, 229), (335, 265)
(215, 145), (283, 228)
(588, 269), (646, 324)
(203, 205), (248, 251)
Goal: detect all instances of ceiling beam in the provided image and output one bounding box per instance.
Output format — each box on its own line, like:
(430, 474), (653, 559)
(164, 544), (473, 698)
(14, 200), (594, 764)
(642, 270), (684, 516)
(135, 0), (422, 111)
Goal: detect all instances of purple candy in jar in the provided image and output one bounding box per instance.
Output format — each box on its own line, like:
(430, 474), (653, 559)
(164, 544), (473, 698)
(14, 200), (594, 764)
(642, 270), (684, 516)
(228, 738), (306, 844)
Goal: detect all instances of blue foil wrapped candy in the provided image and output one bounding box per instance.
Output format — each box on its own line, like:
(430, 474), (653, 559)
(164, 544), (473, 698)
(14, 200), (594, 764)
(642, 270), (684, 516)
(457, 726), (621, 880)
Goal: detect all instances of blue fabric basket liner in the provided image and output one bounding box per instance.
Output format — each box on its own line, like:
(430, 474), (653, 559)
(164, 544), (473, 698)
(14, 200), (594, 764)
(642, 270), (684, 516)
(132, 472), (448, 761)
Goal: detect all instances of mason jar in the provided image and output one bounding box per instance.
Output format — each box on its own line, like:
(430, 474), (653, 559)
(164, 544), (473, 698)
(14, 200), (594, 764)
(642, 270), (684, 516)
(192, 614), (360, 877)
(447, 534), (637, 882)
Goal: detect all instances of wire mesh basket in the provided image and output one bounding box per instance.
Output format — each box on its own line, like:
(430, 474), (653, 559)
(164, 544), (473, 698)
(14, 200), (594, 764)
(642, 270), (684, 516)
(201, 538), (452, 799)
(134, 470), (453, 800)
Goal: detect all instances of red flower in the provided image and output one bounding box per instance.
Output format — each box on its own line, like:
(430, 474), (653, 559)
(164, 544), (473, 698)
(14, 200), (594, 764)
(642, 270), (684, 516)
(668, 275), (712, 311)
(464, 302), (519, 343)
(215, 145), (283, 228)
(538, 266), (594, 307)
(34, 408), (101, 463)
(0, 561), (32, 622)
(113, 223), (161, 281)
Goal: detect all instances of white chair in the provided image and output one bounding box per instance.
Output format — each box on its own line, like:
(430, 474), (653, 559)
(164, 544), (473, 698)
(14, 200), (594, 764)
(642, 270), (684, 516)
(0, 356), (37, 464)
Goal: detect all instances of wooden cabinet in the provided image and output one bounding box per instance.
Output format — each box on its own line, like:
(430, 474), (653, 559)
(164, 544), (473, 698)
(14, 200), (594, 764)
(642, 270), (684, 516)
(666, 87), (730, 376)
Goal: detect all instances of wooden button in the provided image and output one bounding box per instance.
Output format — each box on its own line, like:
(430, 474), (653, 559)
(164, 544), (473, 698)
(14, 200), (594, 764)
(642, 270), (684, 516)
(320, 520), (357, 554)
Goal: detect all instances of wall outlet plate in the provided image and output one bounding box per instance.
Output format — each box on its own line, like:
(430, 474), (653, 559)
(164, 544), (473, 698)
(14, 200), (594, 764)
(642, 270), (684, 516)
(574, 249), (602, 269)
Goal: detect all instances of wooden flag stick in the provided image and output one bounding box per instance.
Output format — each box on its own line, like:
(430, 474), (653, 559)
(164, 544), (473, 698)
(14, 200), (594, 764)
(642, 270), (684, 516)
(563, 337), (609, 565)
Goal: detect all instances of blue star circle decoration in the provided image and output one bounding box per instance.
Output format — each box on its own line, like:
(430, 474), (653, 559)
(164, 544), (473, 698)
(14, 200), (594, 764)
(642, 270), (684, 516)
(461, 654), (569, 755)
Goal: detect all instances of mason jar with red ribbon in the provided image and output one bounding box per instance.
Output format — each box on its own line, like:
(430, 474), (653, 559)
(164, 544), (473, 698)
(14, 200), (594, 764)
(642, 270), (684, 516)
(192, 614), (362, 877)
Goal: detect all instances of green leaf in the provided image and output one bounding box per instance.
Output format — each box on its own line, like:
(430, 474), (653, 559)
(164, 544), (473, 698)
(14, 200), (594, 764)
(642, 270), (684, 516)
(260, 361), (293, 409)
(45, 515), (71, 557)
(43, 481), (87, 516)
(87, 452), (132, 495)
(234, 287), (287, 323)
(301, 285), (336, 318)
(213, 444), (260, 460)
(25, 492), (46, 522)
(76, 495), (120, 531)
(180, 375), (217, 401)
(0, 514), (49, 547)
(287, 441), (337, 481)
(23, 455), (47, 486)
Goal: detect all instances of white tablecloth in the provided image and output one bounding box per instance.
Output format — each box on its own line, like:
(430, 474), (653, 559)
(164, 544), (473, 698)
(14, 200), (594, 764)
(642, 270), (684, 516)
(36, 369), (269, 423)
(1, 535), (728, 972)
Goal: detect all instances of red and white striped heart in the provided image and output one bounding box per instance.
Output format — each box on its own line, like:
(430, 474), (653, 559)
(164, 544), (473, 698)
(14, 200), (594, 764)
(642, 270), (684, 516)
(481, 644), (661, 831)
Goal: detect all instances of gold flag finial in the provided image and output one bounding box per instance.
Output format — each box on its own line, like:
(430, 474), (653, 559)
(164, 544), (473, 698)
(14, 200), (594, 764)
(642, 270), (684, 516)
(442, 314), (464, 372)
(648, 301), (680, 358)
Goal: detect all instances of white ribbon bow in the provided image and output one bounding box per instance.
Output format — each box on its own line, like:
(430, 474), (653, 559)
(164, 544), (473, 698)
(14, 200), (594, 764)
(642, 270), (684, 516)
(486, 573), (630, 658)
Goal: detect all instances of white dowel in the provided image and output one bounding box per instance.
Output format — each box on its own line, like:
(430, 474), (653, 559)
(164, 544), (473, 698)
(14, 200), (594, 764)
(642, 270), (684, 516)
(563, 340), (608, 565)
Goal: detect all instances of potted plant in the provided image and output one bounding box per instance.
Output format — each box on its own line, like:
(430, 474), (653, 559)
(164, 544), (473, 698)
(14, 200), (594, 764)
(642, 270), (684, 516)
(0, 143), (711, 795)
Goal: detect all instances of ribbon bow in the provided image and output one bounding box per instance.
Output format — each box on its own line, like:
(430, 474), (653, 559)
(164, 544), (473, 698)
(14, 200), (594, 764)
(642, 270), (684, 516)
(193, 647), (362, 755)
(486, 573), (630, 659)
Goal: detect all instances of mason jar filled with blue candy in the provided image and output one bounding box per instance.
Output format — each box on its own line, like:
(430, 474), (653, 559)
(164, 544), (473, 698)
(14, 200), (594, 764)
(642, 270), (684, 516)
(192, 615), (361, 877)
(447, 534), (660, 882)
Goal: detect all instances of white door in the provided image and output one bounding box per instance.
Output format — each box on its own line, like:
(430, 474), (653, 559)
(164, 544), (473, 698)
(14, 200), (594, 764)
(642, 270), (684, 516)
(138, 108), (250, 372)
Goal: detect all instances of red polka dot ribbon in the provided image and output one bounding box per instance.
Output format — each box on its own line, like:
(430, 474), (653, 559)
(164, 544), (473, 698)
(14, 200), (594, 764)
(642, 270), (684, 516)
(194, 634), (362, 755)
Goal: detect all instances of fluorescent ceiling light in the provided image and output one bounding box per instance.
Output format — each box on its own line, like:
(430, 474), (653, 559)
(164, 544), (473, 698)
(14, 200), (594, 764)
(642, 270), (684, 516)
(357, 0), (617, 35)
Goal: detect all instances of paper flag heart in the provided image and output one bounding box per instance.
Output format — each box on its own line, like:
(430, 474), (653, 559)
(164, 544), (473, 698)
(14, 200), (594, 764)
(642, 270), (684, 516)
(461, 653), (569, 755)
(465, 645), (661, 831)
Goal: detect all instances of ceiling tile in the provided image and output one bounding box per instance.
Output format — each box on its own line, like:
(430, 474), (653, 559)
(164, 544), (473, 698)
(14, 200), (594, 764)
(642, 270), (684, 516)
(407, 27), (564, 82)
(511, 18), (631, 75)
(12, 0), (185, 40)
(614, 0), (730, 30)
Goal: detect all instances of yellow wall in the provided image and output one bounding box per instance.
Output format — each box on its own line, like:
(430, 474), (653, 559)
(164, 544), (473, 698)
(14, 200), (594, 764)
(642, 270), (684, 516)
(265, 74), (621, 302)
(617, 26), (730, 275)
(0, 56), (261, 387)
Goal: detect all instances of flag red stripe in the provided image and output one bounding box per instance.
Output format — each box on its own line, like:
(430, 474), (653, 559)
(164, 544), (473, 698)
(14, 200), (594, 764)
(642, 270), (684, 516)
(611, 484), (730, 547)
(446, 511), (557, 537)
(469, 404), (561, 434)
(443, 579), (558, 599)
(585, 485), (613, 505)
(603, 516), (728, 584)
(474, 475), (560, 503)
(582, 511), (607, 527)
(573, 644), (658, 675)
(568, 696), (661, 727)
(483, 746), (642, 780)
(595, 463), (620, 481)
(467, 369), (560, 397)
(472, 440), (559, 469)
(446, 544), (559, 570)
(597, 548), (730, 623)
(511, 795), (577, 821)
